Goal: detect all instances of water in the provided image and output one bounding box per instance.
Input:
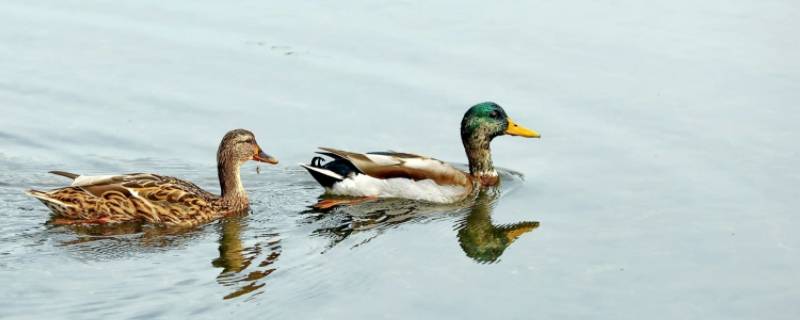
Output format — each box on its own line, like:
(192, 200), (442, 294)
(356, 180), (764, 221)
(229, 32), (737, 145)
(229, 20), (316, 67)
(1, 0), (798, 319)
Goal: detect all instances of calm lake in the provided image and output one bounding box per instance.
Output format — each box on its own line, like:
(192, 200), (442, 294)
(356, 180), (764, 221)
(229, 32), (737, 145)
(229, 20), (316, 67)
(1, 0), (798, 319)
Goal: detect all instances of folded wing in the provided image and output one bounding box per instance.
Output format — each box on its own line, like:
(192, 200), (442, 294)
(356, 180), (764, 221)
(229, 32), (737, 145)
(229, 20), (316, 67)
(317, 147), (471, 187)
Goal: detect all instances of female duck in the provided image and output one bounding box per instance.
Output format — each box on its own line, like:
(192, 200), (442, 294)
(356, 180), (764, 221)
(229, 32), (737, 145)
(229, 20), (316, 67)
(301, 102), (539, 206)
(27, 129), (278, 226)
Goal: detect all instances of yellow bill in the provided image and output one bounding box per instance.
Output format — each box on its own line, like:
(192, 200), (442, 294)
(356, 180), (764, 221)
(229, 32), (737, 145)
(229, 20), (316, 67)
(504, 222), (540, 243)
(505, 118), (541, 138)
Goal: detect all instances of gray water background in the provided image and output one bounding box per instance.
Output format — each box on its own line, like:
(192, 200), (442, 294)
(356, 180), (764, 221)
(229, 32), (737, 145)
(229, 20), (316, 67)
(0, 0), (798, 319)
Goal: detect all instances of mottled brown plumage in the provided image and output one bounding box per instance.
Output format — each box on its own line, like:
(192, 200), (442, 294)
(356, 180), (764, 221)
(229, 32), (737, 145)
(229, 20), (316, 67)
(27, 129), (278, 227)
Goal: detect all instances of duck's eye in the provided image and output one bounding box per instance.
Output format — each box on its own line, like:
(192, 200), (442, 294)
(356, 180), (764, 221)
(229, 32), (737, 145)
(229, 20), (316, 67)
(489, 111), (500, 119)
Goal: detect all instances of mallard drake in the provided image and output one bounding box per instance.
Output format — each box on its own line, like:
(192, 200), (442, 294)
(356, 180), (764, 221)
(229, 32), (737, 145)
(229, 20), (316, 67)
(26, 129), (278, 226)
(301, 102), (539, 205)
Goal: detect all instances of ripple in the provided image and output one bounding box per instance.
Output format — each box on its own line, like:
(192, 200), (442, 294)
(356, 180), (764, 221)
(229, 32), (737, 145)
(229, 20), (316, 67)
(212, 216), (283, 301)
(0, 159), (540, 318)
(300, 167), (528, 251)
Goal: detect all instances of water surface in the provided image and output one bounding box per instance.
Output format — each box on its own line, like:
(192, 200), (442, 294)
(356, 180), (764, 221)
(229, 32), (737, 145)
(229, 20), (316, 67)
(1, 0), (798, 319)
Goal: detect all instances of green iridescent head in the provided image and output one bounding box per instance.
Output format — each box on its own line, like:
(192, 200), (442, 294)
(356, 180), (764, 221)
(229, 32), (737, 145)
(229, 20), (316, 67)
(460, 102), (540, 142)
(459, 102), (540, 176)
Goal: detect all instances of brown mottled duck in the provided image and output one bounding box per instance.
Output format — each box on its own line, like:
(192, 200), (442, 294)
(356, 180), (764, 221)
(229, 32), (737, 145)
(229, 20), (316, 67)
(26, 129), (278, 227)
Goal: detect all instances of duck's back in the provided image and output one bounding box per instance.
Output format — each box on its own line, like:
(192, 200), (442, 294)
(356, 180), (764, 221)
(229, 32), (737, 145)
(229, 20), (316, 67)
(28, 173), (222, 226)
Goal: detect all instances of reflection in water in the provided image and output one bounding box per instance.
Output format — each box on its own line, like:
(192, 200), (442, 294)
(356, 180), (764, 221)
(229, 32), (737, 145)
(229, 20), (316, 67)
(456, 189), (539, 263)
(49, 222), (204, 258)
(303, 198), (444, 251)
(43, 214), (281, 300)
(212, 216), (281, 300)
(306, 180), (539, 263)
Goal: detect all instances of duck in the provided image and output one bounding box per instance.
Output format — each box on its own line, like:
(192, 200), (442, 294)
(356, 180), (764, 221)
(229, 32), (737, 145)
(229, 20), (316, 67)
(301, 102), (540, 207)
(26, 129), (278, 227)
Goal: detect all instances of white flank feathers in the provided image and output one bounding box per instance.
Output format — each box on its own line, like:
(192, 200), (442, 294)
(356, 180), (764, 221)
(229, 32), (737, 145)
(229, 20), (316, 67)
(329, 174), (467, 203)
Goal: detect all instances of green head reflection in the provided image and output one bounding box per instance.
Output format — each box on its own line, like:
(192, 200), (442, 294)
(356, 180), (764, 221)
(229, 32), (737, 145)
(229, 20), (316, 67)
(308, 186), (540, 263)
(456, 189), (539, 263)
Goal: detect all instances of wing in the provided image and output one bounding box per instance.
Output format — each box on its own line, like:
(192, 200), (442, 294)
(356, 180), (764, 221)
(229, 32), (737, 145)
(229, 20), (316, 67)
(39, 173), (218, 225)
(318, 147), (471, 187)
(71, 173), (214, 199)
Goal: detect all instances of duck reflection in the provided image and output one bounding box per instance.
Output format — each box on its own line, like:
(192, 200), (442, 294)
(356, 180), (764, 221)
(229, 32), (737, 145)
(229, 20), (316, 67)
(50, 221), (204, 255)
(212, 215), (281, 300)
(306, 186), (539, 263)
(456, 189), (539, 263)
(46, 214), (281, 300)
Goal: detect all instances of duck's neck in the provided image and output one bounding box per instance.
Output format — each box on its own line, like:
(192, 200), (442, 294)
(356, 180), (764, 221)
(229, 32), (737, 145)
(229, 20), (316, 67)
(217, 158), (247, 203)
(462, 131), (497, 180)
